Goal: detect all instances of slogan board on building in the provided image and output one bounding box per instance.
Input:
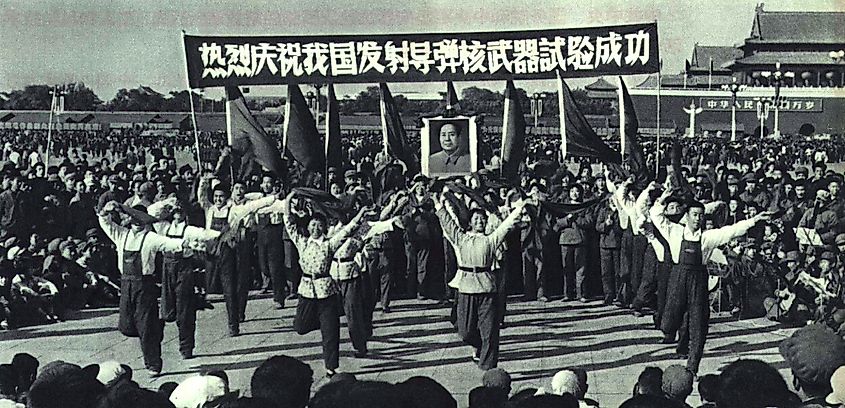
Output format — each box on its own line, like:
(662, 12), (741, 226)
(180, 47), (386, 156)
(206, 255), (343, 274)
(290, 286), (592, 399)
(184, 23), (659, 88)
(699, 97), (823, 112)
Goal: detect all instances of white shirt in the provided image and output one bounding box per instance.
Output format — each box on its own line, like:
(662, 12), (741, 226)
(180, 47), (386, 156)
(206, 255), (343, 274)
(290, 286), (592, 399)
(98, 216), (185, 276)
(650, 199), (756, 265)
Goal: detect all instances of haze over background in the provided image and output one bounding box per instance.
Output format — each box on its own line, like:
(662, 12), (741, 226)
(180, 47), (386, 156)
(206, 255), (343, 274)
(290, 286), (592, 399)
(2, 0), (842, 100)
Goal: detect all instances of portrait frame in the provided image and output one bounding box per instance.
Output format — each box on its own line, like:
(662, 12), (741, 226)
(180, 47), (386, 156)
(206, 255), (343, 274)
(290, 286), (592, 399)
(420, 115), (478, 178)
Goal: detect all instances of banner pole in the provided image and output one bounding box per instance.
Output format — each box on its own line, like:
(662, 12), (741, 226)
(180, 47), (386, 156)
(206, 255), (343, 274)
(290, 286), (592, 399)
(180, 30), (203, 169)
(656, 60), (662, 177)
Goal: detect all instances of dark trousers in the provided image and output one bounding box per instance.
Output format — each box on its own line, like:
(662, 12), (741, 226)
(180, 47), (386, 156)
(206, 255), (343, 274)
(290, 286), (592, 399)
(494, 268), (507, 325)
(218, 243), (251, 332)
(405, 243), (418, 297)
(294, 295), (341, 370)
(661, 264), (710, 374)
(522, 251), (543, 300)
(455, 292), (499, 370)
(118, 277), (163, 371)
(599, 248), (620, 302)
(655, 260), (672, 330)
(560, 244), (587, 299)
(283, 239), (301, 295)
(338, 276), (372, 353)
(415, 241), (444, 300)
(630, 234), (648, 302)
(444, 240), (458, 299)
(257, 225), (286, 304)
(618, 230), (634, 304)
(160, 258), (197, 355)
(633, 245), (658, 310)
(368, 248), (398, 308)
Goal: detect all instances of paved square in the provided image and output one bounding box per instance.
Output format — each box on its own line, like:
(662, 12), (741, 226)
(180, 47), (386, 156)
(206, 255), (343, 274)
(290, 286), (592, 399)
(0, 294), (796, 407)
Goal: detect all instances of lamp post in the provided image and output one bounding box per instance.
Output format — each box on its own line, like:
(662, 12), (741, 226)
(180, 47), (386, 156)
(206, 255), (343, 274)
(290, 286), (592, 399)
(721, 77), (747, 142)
(754, 97), (773, 139)
(760, 62), (794, 137)
(530, 92), (548, 129)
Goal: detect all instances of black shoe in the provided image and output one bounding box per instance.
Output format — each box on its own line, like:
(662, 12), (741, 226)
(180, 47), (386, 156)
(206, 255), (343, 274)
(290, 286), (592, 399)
(147, 368), (162, 378)
(382, 306), (391, 314)
(229, 328), (240, 337)
(275, 303), (284, 310)
(659, 335), (676, 344)
(538, 296), (549, 303)
(181, 351), (194, 360)
(353, 350), (368, 358)
(286, 293), (298, 300)
(239, 316), (246, 323)
(612, 300), (624, 307)
(633, 310), (644, 317)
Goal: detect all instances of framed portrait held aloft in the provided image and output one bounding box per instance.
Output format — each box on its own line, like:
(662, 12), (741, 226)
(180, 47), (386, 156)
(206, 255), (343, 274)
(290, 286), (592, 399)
(420, 115), (479, 177)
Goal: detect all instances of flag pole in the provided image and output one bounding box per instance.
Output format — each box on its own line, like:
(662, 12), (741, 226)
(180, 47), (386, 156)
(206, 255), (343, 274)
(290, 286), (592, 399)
(656, 60), (662, 177)
(556, 70), (567, 165)
(617, 77), (626, 163)
(180, 30), (203, 168)
(500, 81), (510, 180)
(45, 86), (56, 166)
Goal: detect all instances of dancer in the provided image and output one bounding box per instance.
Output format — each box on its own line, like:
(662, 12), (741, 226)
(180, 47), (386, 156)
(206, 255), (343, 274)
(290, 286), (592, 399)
(282, 190), (372, 377)
(98, 201), (194, 376)
(650, 186), (772, 374)
(147, 197), (220, 359)
(434, 192), (527, 370)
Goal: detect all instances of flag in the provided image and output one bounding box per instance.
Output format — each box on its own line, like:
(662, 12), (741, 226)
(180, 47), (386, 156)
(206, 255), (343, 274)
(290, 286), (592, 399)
(556, 70), (567, 162)
(559, 77), (621, 164)
(618, 76), (649, 184)
(446, 81), (460, 111)
(500, 80), (526, 182)
(225, 85), (286, 178)
(325, 83), (343, 170)
(283, 84), (326, 172)
(379, 83), (419, 176)
(684, 59), (691, 89)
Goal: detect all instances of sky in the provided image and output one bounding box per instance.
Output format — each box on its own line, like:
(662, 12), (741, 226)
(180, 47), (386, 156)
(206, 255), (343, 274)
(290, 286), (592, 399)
(1, 0), (842, 101)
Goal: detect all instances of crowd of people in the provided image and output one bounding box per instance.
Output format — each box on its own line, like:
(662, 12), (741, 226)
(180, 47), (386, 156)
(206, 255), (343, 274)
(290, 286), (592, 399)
(2, 322), (845, 408)
(1, 126), (845, 406)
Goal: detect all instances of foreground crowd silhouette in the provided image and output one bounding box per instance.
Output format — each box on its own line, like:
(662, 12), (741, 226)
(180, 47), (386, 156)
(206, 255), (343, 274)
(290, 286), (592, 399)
(2, 324), (845, 408)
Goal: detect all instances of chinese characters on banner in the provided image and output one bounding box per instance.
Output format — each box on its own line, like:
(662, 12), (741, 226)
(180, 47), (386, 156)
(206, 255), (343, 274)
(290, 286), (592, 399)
(699, 97), (824, 112)
(183, 23), (659, 88)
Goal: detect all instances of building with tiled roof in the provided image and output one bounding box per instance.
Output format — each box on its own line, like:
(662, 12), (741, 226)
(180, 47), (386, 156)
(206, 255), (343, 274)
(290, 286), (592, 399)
(631, 3), (845, 138)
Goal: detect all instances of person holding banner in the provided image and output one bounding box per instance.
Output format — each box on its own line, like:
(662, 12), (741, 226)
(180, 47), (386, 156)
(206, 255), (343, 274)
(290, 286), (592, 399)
(650, 186), (773, 374)
(434, 192), (527, 370)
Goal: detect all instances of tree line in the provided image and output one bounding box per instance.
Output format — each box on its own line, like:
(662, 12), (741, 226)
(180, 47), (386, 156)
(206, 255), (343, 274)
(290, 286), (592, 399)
(0, 83), (614, 117)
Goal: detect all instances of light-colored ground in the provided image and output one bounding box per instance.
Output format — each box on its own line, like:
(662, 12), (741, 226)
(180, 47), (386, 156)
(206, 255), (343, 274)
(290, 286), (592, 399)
(0, 293), (798, 407)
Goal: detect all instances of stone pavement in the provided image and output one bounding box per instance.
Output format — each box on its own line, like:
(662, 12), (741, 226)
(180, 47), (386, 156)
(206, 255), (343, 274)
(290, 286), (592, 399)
(0, 293), (797, 407)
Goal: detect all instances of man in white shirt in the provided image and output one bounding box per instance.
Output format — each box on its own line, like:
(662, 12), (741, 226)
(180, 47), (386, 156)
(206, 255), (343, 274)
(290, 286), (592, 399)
(147, 198), (220, 359)
(98, 201), (191, 377)
(650, 187), (771, 374)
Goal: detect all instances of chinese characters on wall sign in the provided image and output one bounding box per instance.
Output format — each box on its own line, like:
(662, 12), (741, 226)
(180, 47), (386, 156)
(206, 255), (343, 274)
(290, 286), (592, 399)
(699, 97), (823, 112)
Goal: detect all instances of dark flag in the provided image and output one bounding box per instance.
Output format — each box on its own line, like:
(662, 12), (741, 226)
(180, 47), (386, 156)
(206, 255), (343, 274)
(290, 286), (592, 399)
(325, 83), (343, 171)
(225, 85), (285, 178)
(501, 80), (526, 182)
(283, 84), (326, 172)
(618, 76), (650, 185)
(559, 77), (622, 164)
(446, 81), (460, 111)
(379, 83), (419, 176)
